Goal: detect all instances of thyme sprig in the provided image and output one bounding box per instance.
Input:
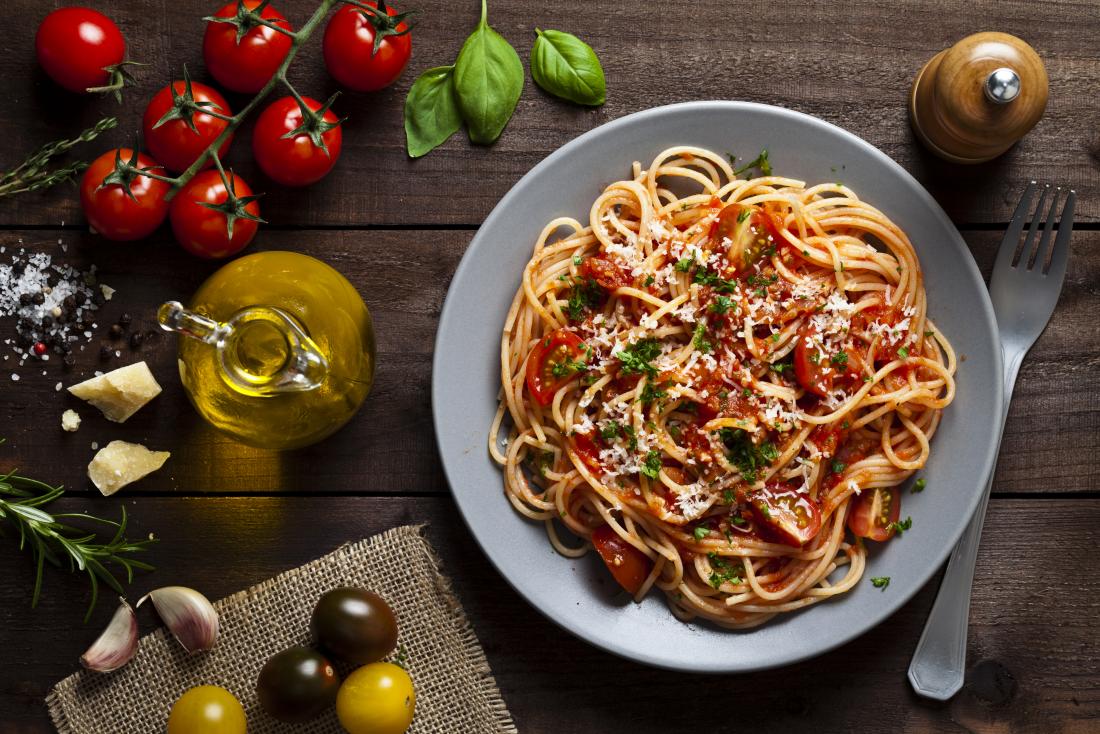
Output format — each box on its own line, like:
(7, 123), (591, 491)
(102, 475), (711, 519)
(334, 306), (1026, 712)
(0, 117), (118, 199)
(0, 457), (156, 622)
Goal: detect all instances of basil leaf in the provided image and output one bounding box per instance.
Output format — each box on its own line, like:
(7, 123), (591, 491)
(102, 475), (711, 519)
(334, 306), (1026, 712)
(530, 28), (606, 106)
(453, 0), (524, 145)
(404, 65), (462, 158)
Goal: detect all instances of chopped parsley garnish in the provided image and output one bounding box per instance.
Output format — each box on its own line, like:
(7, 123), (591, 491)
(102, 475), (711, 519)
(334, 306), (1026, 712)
(565, 278), (603, 322)
(640, 380), (668, 406)
(735, 148), (772, 177)
(719, 428), (777, 484)
(736, 208), (751, 223)
(722, 489), (735, 504)
(707, 552), (742, 588)
(675, 256), (695, 272)
(898, 347), (910, 359)
(640, 450), (661, 479)
(550, 348), (590, 378)
(731, 514), (747, 526)
(693, 526), (708, 541)
(572, 255), (582, 266)
(623, 425), (637, 451)
(770, 362), (791, 373)
(831, 460), (847, 474)
(692, 320), (713, 353)
(710, 296), (733, 314)
(924, 330), (934, 337)
(831, 350), (849, 367)
(889, 516), (912, 536)
(912, 478), (927, 494)
(617, 338), (662, 378)
(693, 268), (737, 293)
(643, 275), (655, 287)
(601, 421), (622, 441)
(526, 450), (555, 478)
(870, 576), (890, 590)
(808, 350), (821, 365)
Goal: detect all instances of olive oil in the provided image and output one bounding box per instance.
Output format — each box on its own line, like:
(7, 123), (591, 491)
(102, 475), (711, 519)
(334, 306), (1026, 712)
(160, 251), (375, 450)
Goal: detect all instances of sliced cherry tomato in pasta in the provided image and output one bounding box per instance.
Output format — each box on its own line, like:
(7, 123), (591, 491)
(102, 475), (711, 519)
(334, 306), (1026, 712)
(590, 524), (653, 595)
(847, 486), (902, 542)
(711, 204), (778, 271)
(794, 325), (866, 398)
(580, 255), (632, 291)
(569, 432), (604, 475)
(748, 482), (823, 547)
(525, 329), (590, 406)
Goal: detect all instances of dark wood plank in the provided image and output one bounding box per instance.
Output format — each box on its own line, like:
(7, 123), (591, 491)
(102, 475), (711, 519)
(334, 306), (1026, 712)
(0, 495), (1096, 731)
(0, 0), (1096, 228)
(1, 228), (1096, 494)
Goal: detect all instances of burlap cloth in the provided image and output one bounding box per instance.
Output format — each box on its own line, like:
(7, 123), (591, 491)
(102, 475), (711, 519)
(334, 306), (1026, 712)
(47, 525), (517, 734)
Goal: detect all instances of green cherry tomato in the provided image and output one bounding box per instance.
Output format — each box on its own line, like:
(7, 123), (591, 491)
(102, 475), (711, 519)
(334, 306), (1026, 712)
(256, 646), (340, 723)
(336, 663), (416, 734)
(166, 685), (247, 734)
(311, 588), (398, 664)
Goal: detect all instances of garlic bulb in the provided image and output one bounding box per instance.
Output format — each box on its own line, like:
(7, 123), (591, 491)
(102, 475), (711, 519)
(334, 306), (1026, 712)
(80, 598), (139, 672)
(137, 586), (219, 653)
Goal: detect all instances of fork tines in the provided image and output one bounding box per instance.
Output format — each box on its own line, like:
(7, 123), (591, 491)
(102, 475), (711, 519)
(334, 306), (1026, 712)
(1000, 181), (1077, 275)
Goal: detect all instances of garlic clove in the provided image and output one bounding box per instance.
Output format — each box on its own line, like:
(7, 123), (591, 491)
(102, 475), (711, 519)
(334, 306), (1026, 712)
(137, 586), (219, 654)
(80, 598), (139, 672)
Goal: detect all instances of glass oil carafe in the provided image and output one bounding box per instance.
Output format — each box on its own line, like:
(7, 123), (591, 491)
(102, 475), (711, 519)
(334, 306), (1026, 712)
(159, 251), (375, 451)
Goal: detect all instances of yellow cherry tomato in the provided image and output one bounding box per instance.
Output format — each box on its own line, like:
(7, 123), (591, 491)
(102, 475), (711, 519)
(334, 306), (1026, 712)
(336, 662), (416, 734)
(167, 685), (247, 734)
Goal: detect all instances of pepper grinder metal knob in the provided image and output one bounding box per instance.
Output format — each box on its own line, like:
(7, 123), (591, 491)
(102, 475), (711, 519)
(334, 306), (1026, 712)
(909, 32), (1048, 164)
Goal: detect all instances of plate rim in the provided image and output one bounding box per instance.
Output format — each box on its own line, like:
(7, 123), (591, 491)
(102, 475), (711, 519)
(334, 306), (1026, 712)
(431, 100), (1005, 673)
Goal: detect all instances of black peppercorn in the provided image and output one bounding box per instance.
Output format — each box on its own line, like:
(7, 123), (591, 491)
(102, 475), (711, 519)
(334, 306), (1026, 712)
(99, 342), (112, 361)
(11, 260), (24, 276)
(31, 291), (45, 305)
(118, 313), (132, 328)
(63, 295), (76, 310)
(108, 324), (123, 339)
(92, 291), (106, 306)
(19, 293), (32, 306)
(129, 331), (144, 349)
(73, 290), (87, 305)
(41, 315), (54, 328)
(63, 353), (76, 368)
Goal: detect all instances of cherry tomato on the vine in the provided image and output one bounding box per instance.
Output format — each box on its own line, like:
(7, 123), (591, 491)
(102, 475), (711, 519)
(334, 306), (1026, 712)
(80, 148), (170, 242)
(203, 0), (293, 94)
(142, 79), (234, 173)
(170, 169), (261, 259)
(35, 7), (126, 94)
(252, 95), (344, 187)
(322, 2), (413, 92)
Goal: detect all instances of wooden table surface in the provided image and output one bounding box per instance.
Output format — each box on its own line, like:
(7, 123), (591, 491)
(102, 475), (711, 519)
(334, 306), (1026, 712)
(1, 1), (1097, 732)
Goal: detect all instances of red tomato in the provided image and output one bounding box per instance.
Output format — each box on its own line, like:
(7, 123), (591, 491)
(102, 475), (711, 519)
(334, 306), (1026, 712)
(711, 204), (778, 271)
(203, 0), (293, 93)
(35, 7), (125, 94)
(252, 96), (344, 187)
(323, 2), (413, 92)
(580, 255), (631, 290)
(748, 482), (823, 547)
(80, 149), (170, 241)
(794, 325), (866, 398)
(525, 329), (589, 407)
(590, 525), (653, 595)
(808, 424), (848, 459)
(847, 486), (902, 542)
(569, 432), (604, 475)
(142, 80), (233, 173)
(170, 170), (260, 259)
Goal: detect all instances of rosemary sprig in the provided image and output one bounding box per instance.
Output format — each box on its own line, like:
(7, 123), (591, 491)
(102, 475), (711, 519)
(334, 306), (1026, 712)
(0, 117), (118, 199)
(0, 461), (156, 622)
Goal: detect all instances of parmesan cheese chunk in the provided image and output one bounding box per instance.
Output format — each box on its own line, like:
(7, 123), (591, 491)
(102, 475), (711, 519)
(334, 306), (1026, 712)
(88, 441), (170, 496)
(61, 409), (81, 432)
(68, 361), (162, 423)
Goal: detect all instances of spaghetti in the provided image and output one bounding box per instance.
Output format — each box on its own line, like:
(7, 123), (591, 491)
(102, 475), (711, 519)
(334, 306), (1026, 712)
(490, 146), (955, 628)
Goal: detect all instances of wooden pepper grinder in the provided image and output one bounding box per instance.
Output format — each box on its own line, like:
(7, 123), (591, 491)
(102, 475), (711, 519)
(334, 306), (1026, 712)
(909, 32), (1048, 163)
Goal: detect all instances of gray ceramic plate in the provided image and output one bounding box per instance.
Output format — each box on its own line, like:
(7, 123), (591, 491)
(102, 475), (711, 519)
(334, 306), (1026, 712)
(432, 101), (1003, 673)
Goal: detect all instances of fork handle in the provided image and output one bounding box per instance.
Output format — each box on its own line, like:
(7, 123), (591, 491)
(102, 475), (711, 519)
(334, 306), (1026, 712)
(907, 348), (1023, 700)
